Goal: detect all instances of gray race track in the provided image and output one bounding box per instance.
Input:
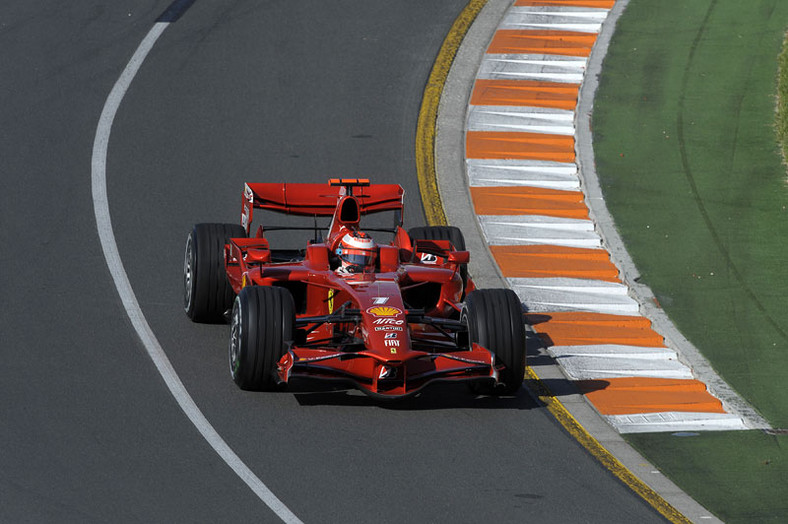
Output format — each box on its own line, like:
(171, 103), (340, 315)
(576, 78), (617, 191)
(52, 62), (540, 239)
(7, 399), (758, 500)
(0, 1), (666, 522)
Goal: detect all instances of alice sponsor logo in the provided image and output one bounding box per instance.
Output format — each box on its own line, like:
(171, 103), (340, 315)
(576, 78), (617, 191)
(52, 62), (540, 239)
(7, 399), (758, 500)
(372, 317), (404, 325)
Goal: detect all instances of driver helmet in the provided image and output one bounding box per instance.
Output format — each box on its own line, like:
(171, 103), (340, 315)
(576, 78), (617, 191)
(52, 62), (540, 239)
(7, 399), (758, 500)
(335, 231), (377, 273)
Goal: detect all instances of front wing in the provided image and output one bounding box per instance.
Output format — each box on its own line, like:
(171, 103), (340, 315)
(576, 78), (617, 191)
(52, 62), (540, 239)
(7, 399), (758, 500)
(277, 343), (498, 398)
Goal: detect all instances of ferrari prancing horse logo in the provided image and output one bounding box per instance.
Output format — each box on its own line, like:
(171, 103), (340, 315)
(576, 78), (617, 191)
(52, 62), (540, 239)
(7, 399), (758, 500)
(327, 290), (336, 314)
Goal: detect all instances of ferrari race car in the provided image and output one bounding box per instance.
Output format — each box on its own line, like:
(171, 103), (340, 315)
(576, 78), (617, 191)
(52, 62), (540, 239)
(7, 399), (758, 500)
(183, 179), (525, 398)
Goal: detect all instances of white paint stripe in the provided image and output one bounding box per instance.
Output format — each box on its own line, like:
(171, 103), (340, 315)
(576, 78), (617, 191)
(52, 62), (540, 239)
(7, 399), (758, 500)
(479, 70), (583, 83)
(467, 158), (579, 189)
(513, 277), (631, 294)
(478, 54), (586, 83)
(90, 21), (302, 524)
(606, 412), (748, 434)
(482, 54), (588, 69)
(498, 21), (603, 33)
(470, 105), (575, 120)
(509, 6), (610, 17)
(508, 277), (640, 315)
(478, 214), (601, 248)
(501, 8), (608, 33)
(468, 105), (575, 135)
(548, 345), (694, 380)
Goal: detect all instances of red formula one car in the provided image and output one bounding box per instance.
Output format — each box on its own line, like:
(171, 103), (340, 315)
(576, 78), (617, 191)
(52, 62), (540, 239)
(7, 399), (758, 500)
(183, 179), (525, 398)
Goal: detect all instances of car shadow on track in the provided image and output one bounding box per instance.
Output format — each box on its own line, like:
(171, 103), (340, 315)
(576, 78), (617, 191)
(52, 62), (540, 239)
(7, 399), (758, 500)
(289, 381), (539, 411)
(522, 323), (612, 402)
(285, 374), (603, 415)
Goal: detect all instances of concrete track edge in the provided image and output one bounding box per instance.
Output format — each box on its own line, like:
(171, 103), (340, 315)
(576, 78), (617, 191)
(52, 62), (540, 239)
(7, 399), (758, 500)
(432, 0), (722, 522)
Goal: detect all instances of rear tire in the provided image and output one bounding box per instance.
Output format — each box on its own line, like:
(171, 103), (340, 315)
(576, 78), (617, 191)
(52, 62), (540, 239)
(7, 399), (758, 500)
(229, 286), (295, 391)
(408, 225), (466, 250)
(183, 223), (246, 323)
(409, 225), (468, 296)
(462, 289), (526, 394)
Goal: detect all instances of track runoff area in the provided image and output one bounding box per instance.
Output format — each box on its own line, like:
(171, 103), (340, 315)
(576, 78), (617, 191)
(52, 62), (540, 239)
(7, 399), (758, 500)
(424, 0), (788, 523)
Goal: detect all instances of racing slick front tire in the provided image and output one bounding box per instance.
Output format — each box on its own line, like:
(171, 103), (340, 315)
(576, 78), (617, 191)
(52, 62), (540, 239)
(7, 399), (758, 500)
(183, 223), (246, 323)
(462, 289), (526, 394)
(408, 225), (468, 296)
(229, 286), (295, 391)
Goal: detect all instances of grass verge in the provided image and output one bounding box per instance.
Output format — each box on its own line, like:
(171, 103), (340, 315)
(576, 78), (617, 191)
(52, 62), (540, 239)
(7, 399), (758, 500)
(592, 0), (788, 520)
(777, 31), (788, 166)
(626, 431), (788, 523)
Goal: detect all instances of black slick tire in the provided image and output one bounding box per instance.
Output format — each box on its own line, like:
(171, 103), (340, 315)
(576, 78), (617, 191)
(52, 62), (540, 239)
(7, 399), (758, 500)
(183, 223), (246, 323)
(462, 288), (526, 394)
(229, 286), (295, 391)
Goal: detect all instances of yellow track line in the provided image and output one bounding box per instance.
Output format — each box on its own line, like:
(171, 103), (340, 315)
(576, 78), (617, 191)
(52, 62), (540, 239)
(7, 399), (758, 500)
(415, 2), (690, 522)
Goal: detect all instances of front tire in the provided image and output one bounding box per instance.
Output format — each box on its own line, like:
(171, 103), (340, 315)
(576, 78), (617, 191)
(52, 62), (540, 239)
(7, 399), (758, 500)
(229, 286), (295, 391)
(183, 223), (246, 323)
(462, 289), (526, 394)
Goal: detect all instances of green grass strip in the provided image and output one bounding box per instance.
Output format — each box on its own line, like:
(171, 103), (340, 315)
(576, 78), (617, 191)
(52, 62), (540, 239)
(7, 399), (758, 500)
(777, 31), (788, 164)
(627, 431), (788, 523)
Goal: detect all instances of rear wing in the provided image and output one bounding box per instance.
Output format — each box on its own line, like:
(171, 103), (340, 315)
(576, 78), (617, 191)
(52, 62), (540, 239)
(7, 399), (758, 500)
(241, 180), (404, 231)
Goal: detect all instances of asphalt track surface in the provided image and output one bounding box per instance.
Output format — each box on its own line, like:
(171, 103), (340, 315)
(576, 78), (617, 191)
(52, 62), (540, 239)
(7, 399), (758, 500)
(1, 1), (665, 522)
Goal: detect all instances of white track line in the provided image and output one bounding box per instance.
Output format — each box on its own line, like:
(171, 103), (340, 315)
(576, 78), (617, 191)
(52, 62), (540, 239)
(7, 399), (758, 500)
(91, 21), (302, 524)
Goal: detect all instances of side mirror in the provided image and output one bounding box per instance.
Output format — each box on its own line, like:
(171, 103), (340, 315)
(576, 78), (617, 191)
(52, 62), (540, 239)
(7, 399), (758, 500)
(447, 250), (469, 265)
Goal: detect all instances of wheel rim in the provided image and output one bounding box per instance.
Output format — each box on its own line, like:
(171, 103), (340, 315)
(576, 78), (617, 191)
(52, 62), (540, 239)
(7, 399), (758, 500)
(229, 299), (242, 378)
(183, 234), (194, 311)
